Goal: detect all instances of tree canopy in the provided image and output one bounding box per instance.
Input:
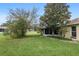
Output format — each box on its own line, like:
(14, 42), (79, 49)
(40, 3), (71, 36)
(5, 8), (38, 38)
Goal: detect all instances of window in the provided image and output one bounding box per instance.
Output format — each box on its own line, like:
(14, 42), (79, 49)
(45, 28), (52, 34)
(0, 29), (5, 32)
(54, 28), (59, 35)
(72, 26), (76, 39)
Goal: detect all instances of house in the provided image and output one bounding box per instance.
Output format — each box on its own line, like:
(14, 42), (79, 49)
(0, 26), (7, 32)
(65, 18), (79, 41)
(42, 18), (79, 41)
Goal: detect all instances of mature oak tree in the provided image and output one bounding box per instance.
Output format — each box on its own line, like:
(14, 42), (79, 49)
(40, 3), (71, 36)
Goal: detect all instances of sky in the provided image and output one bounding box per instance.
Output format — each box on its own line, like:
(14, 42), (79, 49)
(0, 3), (79, 25)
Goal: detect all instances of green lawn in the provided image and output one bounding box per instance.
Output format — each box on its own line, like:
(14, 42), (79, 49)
(0, 31), (79, 56)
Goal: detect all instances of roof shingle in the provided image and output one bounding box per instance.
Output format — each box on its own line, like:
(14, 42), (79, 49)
(68, 18), (79, 25)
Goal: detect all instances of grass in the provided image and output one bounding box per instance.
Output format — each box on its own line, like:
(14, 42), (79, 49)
(0, 31), (79, 56)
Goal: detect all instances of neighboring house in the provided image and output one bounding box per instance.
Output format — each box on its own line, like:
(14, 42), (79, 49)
(0, 26), (7, 32)
(42, 18), (79, 41)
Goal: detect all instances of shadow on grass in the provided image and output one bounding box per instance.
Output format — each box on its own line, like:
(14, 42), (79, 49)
(26, 34), (72, 41)
(47, 36), (72, 41)
(20, 35), (72, 41)
(3, 33), (72, 42)
(2, 34), (42, 40)
(26, 35), (41, 38)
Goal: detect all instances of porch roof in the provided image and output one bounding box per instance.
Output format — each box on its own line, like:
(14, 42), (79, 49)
(0, 26), (7, 29)
(67, 18), (79, 26)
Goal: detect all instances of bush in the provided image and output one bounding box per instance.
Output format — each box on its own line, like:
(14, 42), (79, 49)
(6, 9), (29, 38)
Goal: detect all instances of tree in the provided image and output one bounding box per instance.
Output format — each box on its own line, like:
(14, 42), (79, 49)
(6, 9), (30, 38)
(40, 3), (71, 37)
(29, 7), (38, 31)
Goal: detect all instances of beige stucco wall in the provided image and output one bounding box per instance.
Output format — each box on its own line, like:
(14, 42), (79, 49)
(65, 26), (71, 39)
(76, 25), (79, 41)
(65, 25), (79, 41)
